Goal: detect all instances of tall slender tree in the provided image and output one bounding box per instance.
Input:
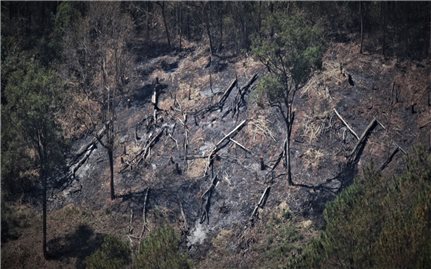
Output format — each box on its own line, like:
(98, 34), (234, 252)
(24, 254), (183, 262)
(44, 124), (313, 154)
(2, 54), (65, 258)
(252, 12), (324, 185)
(61, 2), (134, 200)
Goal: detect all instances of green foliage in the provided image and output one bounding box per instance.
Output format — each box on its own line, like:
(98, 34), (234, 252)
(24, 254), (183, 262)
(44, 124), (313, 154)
(290, 147), (431, 269)
(1, 51), (65, 197)
(264, 221), (303, 268)
(252, 12), (325, 97)
(135, 225), (190, 269)
(53, 2), (82, 36)
(86, 235), (131, 269)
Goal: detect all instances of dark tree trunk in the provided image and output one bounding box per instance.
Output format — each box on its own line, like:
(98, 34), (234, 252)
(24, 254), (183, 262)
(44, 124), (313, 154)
(285, 123), (293, 186)
(286, 139), (292, 185)
(218, 5), (223, 51)
(178, 5), (182, 50)
(427, 6), (431, 57)
(204, 4), (214, 55)
(360, 1), (364, 54)
(37, 134), (48, 259)
(146, 2), (151, 42)
(42, 169), (48, 258)
(381, 2), (386, 57)
(159, 2), (171, 48)
(108, 148), (115, 200)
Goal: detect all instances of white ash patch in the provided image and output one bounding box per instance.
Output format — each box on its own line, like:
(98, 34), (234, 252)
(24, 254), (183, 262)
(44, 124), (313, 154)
(187, 221), (209, 246)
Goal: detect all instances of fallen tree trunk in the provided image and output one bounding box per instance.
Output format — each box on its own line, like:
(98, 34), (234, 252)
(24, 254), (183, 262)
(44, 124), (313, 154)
(224, 74), (259, 119)
(121, 127), (165, 172)
(70, 144), (96, 176)
(215, 120), (247, 148)
(333, 108), (359, 140)
(379, 147), (400, 171)
(250, 185), (271, 224)
(204, 120), (247, 176)
(139, 187), (150, 239)
(72, 122), (109, 164)
(193, 79), (237, 117)
(379, 143), (407, 171)
(349, 118), (380, 163)
(229, 137), (251, 154)
(218, 79), (237, 108)
(200, 176), (218, 224)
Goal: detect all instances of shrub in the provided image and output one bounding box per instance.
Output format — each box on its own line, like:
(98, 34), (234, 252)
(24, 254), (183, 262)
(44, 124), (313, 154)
(86, 235), (131, 269)
(134, 225), (190, 269)
(289, 146), (431, 268)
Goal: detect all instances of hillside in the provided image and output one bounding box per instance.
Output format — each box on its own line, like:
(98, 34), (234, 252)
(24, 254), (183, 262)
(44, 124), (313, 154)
(2, 2), (430, 269)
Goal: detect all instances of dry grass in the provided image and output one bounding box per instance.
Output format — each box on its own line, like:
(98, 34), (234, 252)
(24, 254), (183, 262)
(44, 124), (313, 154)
(234, 56), (263, 78)
(186, 158), (207, 179)
(211, 229), (234, 250)
(57, 93), (101, 140)
(247, 115), (277, 143)
(301, 148), (324, 171)
(302, 110), (332, 143)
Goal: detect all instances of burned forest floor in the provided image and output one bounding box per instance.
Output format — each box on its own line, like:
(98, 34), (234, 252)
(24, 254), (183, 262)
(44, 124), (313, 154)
(3, 38), (430, 269)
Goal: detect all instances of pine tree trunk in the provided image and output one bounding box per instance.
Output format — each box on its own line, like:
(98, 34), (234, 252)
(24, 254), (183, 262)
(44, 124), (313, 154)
(160, 2), (171, 48)
(360, 1), (364, 54)
(381, 2), (386, 57)
(108, 148), (115, 200)
(204, 6), (213, 55)
(286, 133), (293, 186)
(42, 169), (48, 258)
(219, 7), (223, 51)
(146, 2), (151, 43)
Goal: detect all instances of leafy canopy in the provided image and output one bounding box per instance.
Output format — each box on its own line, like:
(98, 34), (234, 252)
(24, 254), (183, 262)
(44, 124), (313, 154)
(290, 146), (431, 269)
(86, 235), (131, 269)
(135, 225), (191, 269)
(252, 12), (324, 102)
(2, 51), (65, 189)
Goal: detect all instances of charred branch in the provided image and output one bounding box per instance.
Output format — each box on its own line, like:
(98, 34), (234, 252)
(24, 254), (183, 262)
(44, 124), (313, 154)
(333, 108), (359, 140)
(120, 127), (166, 172)
(349, 118), (381, 164)
(250, 185), (271, 224)
(139, 187), (150, 239)
(200, 175), (218, 224)
(204, 120), (247, 176)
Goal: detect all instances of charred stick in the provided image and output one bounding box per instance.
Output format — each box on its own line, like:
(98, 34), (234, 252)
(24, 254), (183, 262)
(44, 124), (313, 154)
(333, 108), (359, 140)
(349, 118), (379, 162)
(379, 147), (400, 171)
(139, 187), (150, 238)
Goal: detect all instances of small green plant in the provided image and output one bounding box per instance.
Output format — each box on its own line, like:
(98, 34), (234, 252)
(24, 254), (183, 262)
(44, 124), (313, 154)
(134, 225), (190, 269)
(86, 235), (131, 269)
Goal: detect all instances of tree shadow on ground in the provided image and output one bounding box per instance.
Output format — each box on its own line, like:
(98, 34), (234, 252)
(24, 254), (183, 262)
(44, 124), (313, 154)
(48, 224), (104, 269)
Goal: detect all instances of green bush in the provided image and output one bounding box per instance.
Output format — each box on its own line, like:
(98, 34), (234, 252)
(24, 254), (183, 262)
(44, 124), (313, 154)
(290, 146), (431, 269)
(134, 225), (190, 269)
(86, 235), (131, 269)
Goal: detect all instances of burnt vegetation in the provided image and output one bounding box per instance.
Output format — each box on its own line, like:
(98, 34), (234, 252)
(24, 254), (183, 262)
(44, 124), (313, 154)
(1, 2), (430, 269)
